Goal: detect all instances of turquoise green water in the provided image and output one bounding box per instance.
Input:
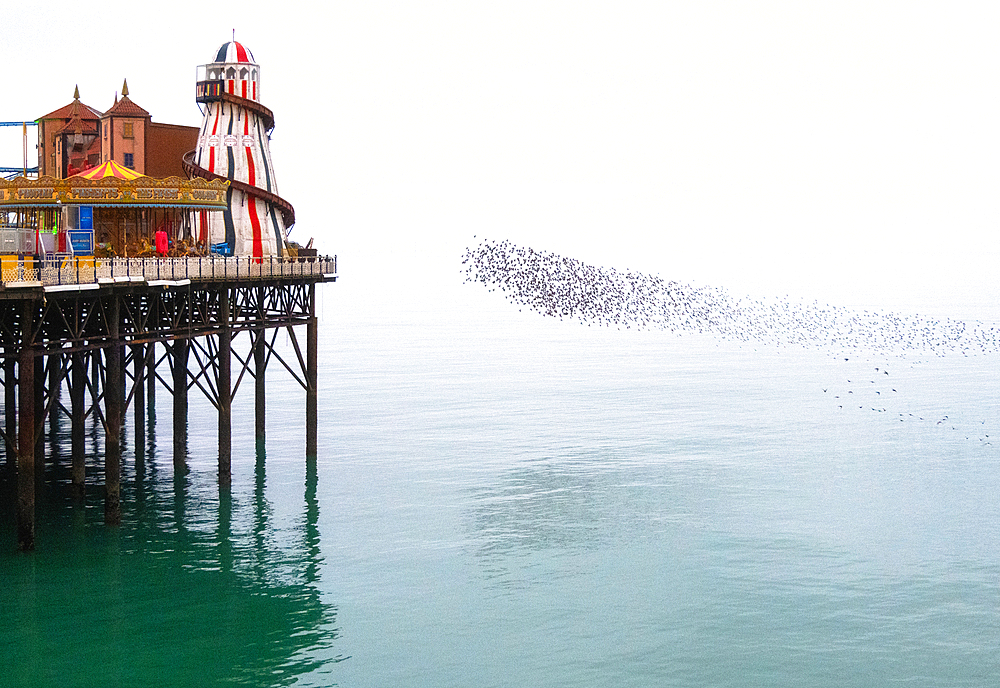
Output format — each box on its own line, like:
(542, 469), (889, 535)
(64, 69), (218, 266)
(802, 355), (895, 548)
(4, 307), (1000, 686)
(1, 445), (336, 686)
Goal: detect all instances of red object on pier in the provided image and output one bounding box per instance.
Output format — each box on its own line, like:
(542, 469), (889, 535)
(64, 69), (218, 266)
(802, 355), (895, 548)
(155, 229), (168, 255)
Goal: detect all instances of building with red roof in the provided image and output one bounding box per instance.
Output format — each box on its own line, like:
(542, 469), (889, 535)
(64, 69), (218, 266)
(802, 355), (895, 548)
(37, 80), (198, 179)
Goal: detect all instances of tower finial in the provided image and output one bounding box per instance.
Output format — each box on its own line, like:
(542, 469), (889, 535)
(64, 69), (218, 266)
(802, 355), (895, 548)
(73, 84), (80, 100)
(121, 78), (129, 97)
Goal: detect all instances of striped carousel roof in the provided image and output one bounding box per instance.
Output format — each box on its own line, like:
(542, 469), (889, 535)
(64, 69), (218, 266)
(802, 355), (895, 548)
(72, 160), (145, 180)
(214, 41), (256, 64)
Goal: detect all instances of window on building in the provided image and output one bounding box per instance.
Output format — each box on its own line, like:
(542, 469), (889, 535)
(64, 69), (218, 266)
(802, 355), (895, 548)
(123, 122), (133, 138)
(123, 153), (134, 169)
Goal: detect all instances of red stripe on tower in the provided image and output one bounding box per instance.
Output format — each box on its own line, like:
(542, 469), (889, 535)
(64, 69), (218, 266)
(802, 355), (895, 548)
(243, 113), (252, 207)
(245, 148), (256, 186)
(245, 149), (262, 259)
(235, 42), (248, 63)
(208, 109), (219, 174)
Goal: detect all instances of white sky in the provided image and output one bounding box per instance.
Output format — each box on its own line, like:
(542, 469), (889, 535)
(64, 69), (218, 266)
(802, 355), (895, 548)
(3, 1), (999, 321)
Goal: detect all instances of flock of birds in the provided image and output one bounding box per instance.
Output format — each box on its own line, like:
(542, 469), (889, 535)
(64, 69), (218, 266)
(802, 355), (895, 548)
(462, 238), (1000, 356)
(462, 238), (998, 447)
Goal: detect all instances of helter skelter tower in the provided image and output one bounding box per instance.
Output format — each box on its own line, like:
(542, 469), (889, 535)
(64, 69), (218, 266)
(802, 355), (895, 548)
(184, 40), (294, 257)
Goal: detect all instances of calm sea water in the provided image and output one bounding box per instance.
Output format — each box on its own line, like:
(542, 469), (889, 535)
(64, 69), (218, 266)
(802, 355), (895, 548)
(3, 292), (1000, 687)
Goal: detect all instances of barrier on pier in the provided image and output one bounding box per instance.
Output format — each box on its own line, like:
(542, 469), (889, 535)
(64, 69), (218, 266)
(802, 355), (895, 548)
(1, 255), (37, 283)
(1, 254), (336, 287)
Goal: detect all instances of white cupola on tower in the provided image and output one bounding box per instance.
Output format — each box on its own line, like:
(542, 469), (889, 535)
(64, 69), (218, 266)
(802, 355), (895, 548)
(196, 40), (261, 103)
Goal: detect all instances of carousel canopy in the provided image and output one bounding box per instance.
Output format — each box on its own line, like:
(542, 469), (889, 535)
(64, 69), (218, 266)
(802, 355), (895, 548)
(72, 160), (145, 181)
(0, 171), (229, 209)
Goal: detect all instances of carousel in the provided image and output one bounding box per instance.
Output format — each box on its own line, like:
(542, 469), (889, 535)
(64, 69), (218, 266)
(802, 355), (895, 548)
(0, 161), (229, 259)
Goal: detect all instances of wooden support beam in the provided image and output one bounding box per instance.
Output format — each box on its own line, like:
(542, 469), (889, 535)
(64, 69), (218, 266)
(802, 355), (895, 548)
(33, 355), (43, 473)
(255, 286), (265, 444)
(104, 297), (122, 526)
(89, 346), (102, 464)
(71, 352), (86, 499)
(48, 353), (60, 440)
(218, 288), (232, 487)
(173, 338), (188, 471)
(4, 353), (15, 471)
(145, 342), (157, 457)
(132, 343), (145, 464)
(119, 341), (126, 449)
(147, 341), (156, 415)
(306, 284), (318, 458)
(17, 302), (35, 552)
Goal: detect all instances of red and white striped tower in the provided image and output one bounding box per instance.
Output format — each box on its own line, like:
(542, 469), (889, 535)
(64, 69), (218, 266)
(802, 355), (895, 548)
(185, 40), (294, 257)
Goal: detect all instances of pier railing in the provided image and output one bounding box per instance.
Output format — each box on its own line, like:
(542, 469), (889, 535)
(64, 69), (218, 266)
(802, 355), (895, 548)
(1, 255), (336, 288)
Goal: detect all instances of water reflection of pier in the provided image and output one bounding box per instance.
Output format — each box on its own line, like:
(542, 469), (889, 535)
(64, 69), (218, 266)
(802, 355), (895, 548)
(1, 442), (340, 685)
(0, 259), (335, 551)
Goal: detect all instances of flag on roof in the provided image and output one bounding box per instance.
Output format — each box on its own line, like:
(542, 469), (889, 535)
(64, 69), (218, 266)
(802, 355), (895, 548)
(72, 160), (145, 180)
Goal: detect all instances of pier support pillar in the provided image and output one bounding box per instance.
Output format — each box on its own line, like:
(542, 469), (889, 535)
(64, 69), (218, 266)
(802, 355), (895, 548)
(255, 286), (265, 444)
(4, 353), (15, 470)
(306, 284), (318, 458)
(104, 300), (122, 526)
(132, 343), (145, 463)
(70, 352), (86, 499)
(119, 341), (126, 449)
(254, 330), (265, 443)
(48, 354), (60, 440)
(33, 356), (43, 473)
(173, 338), (188, 471)
(147, 341), (156, 412)
(218, 288), (232, 487)
(17, 302), (36, 551)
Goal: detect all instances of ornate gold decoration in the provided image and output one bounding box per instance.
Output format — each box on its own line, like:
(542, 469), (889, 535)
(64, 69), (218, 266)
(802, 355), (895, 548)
(0, 175), (229, 208)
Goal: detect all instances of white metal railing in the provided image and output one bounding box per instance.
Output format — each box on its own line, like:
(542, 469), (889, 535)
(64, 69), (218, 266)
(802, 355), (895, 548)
(1, 255), (336, 287)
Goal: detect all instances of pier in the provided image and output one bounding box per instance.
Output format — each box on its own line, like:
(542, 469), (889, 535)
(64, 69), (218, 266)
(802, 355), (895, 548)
(0, 255), (336, 551)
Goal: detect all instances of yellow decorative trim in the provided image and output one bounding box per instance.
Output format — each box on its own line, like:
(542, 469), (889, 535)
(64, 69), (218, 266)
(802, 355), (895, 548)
(0, 175), (229, 208)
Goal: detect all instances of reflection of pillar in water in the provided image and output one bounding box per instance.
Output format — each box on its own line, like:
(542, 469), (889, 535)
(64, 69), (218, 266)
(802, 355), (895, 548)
(304, 457), (320, 584)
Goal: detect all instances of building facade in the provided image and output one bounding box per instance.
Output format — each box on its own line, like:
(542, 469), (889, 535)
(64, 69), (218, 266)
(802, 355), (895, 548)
(37, 81), (198, 179)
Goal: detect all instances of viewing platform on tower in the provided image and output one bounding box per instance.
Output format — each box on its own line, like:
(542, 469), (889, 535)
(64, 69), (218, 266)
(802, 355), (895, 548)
(194, 82), (275, 132)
